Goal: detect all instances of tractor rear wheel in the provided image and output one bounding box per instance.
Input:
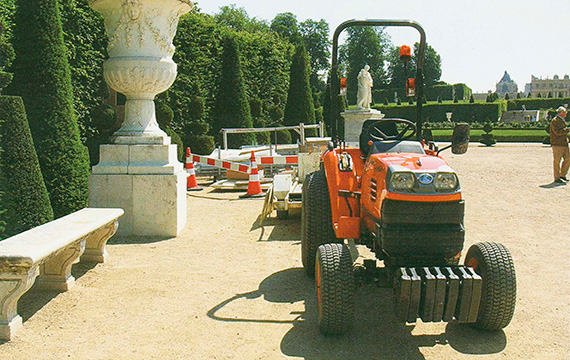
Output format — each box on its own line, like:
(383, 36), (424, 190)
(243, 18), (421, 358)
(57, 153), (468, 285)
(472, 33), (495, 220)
(465, 242), (516, 330)
(301, 170), (337, 277)
(316, 243), (355, 335)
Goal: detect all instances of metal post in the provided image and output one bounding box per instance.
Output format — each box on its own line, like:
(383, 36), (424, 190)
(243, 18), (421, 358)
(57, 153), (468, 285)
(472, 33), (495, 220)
(319, 121), (324, 138)
(223, 131), (228, 150)
(300, 123), (305, 146)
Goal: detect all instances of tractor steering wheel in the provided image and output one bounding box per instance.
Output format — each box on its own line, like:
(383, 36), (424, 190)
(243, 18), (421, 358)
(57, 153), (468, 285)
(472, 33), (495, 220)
(367, 118), (417, 141)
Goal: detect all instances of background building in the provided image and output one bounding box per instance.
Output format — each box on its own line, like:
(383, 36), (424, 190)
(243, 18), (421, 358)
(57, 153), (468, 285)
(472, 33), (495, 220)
(496, 71), (518, 98)
(525, 74), (570, 98)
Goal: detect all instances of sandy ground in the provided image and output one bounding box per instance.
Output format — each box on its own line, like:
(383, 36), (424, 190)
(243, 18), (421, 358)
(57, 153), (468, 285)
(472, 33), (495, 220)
(0, 143), (569, 360)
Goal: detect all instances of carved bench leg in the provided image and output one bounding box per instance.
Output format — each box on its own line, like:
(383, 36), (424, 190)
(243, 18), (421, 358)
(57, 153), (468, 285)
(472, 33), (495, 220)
(35, 239), (86, 291)
(81, 220), (118, 263)
(0, 266), (39, 340)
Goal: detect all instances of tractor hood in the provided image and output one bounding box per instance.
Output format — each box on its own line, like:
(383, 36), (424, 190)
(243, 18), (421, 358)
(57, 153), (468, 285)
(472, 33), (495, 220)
(369, 152), (462, 197)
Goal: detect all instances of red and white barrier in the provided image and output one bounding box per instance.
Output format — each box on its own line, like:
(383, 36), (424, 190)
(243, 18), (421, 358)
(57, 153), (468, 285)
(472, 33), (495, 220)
(188, 152), (298, 174)
(258, 156), (298, 165)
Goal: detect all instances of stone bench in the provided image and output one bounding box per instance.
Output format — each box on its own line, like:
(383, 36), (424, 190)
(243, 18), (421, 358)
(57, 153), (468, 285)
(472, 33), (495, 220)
(0, 208), (124, 340)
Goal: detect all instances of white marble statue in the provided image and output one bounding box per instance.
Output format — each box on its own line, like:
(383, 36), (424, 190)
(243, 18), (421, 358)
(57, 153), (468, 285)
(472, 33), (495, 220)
(357, 65), (373, 110)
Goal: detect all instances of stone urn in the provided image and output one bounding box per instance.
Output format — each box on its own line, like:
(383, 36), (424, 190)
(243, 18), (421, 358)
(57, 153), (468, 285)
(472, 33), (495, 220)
(90, 0), (193, 144)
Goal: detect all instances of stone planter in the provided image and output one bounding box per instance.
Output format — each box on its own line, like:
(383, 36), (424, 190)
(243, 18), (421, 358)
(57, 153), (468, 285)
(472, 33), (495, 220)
(90, 0), (193, 144)
(89, 0), (192, 237)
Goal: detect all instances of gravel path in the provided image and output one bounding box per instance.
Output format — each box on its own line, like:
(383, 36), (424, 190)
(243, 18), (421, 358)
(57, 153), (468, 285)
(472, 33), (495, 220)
(0, 143), (568, 359)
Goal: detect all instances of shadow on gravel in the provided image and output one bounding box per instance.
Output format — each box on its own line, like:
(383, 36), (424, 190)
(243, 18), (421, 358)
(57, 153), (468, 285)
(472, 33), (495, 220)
(12, 261), (100, 330)
(539, 181), (567, 188)
(207, 268), (506, 360)
(254, 216), (301, 242)
(108, 235), (174, 245)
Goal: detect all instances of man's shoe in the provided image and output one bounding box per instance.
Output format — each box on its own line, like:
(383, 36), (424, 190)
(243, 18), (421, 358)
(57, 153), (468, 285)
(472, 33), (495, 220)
(555, 178), (565, 184)
(561, 176), (569, 181)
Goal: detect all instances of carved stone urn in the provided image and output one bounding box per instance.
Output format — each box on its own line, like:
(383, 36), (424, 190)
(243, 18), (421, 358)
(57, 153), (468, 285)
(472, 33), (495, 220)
(90, 0), (193, 144)
(88, 0), (191, 237)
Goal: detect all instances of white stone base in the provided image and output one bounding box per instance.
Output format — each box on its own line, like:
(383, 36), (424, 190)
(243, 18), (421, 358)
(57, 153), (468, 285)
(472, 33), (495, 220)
(341, 109), (385, 144)
(0, 316), (22, 341)
(89, 144), (187, 237)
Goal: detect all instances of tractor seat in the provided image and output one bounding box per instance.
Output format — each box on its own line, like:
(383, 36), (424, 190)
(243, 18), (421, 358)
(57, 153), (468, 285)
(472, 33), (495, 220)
(368, 140), (426, 155)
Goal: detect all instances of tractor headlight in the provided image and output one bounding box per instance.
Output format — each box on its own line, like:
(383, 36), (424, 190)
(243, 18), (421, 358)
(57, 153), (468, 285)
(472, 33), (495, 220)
(434, 173), (458, 191)
(389, 172), (415, 190)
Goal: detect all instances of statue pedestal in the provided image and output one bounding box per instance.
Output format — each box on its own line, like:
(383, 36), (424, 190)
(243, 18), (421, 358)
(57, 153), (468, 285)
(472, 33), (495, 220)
(341, 109), (385, 144)
(89, 144), (187, 237)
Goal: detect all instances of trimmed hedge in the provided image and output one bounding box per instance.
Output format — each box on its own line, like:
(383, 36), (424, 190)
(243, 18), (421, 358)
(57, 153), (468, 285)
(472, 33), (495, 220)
(506, 97), (570, 111)
(373, 101), (507, 123)
(373, 83), (473, 104)
(431, 129), (550, 143)
(0, 96), (53, 239)
(8, 0), (90, 218)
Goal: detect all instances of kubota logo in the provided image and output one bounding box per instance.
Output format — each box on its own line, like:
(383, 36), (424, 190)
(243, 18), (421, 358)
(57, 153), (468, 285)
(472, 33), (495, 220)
(417, 173), (434, 185)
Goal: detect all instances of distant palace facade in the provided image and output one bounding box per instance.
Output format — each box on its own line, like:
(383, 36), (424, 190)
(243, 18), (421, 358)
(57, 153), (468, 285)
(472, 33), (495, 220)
(524, 74), (570, 98)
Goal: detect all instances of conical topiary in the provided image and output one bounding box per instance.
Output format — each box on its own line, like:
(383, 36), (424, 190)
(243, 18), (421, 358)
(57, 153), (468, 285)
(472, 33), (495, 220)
(284, 43), (315, 137)
(0, 96), (54, 239)
(211, 34), (254, 148)
(8, 0), (90, 218)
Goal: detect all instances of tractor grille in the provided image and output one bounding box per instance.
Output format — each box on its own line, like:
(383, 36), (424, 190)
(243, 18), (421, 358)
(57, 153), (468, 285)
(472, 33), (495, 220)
(380, 223), (465, 262)
(381, 199), (464, 224)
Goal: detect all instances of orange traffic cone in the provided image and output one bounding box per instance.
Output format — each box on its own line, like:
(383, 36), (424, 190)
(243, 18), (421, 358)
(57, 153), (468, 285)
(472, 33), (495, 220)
(186, 147), (202, 191)
(241, 151), (264, 198)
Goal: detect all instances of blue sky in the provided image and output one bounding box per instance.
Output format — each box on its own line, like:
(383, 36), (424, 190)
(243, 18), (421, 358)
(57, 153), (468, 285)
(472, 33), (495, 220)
(194, 0), (570, 94)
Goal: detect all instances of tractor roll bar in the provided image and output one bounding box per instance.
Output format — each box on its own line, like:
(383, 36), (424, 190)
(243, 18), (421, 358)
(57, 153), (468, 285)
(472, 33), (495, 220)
(331, 19), (427, 143)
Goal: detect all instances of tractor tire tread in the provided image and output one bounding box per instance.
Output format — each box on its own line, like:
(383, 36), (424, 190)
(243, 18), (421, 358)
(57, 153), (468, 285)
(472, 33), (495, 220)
(317, 243), (355, 335)
(466, 241), (516, 330)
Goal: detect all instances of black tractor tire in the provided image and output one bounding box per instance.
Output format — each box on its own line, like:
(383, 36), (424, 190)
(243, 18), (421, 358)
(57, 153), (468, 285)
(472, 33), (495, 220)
(316, 243), (355, 335)
(301, 170), (338, 277)
(276, 210), (288, 219)
(465, 242), (517, 330)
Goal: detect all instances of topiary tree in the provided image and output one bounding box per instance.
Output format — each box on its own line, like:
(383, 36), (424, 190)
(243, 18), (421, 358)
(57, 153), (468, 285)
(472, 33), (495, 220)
(155, 99), (184, 161)
(0, 96), (54, 239)
(85, 102), (115, 166)
(183, 93), (215, 155)
(0, 10), (53, 239)
(469, 94), (475, 103)
(284, 43), (315, 137)
(7, 0), (90, 218)
(211, 34), (254, 148)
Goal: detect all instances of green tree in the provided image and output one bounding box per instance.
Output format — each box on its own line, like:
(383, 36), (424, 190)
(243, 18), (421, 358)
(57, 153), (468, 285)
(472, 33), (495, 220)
(417, 43), (442, 87)
(211, 34), (253, 148)
(339, 26), (390, 104)
(0, 19), (54, 237)
(8, 0), (90, 218)
(270, 12), (300, 43)
(299, 18), (330, 102)
(0, 96), (54, 239)
(284, 43), (315, 135)
(214, 4), (268, 33)
(387, 42), (442, 89)
(59, 0), (108, 142)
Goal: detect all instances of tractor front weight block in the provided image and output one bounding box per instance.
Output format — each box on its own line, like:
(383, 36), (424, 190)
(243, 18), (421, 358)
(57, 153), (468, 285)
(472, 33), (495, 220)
(394, 266), (482, 324)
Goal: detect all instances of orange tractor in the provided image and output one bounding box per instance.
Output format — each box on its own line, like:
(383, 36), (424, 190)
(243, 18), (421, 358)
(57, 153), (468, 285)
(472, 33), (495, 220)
(301, 19), (516, 335)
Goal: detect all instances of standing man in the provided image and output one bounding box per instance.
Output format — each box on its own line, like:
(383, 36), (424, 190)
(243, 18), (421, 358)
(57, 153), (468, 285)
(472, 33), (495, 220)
(550, 106), (570, 184)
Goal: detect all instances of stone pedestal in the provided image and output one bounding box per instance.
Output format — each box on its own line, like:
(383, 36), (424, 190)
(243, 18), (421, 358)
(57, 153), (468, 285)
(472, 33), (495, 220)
(341, 109), (385, 144)
(89, 144), (187, 237)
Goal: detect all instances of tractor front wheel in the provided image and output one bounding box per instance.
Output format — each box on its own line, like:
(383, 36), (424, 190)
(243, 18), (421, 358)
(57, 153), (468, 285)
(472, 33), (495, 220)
(301, 170), (337, 276)
(316, 243), (355, 335)
(465, 242), (516, 330)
